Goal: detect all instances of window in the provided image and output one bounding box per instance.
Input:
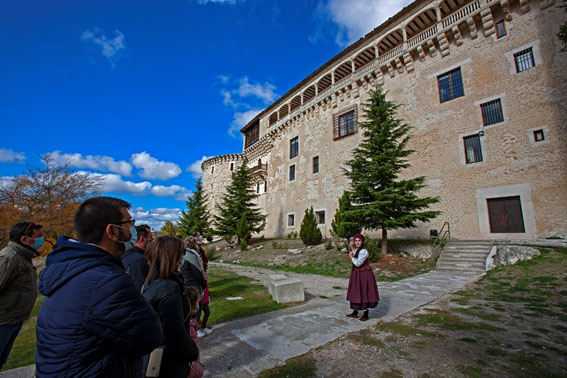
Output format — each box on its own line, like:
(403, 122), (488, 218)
(514, 48), (535, 73)
(211, 166), (214, 174)
(244, 121), (260, 149)
(256, 183), (260, 193)
(315, 210), (326, 225)
(481, 99), (504, 126)
(495, 21), (507, 38)
(438, 68), (464, 103)
(264, 180), (267, 192)
(289, 164), (296, 181)
(533, 129), (545, 142)
(335, 110), (356, 138)
(290, 137), (299, 158)
(287, 214), (295, 227)
(312, 156), (319, 174)
(464, 134), (483, 164)
(230, 162), (234, 171)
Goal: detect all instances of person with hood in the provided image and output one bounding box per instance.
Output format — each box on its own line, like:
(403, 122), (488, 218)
(0, 222), (43, 369)
(36, 196), (163, 378)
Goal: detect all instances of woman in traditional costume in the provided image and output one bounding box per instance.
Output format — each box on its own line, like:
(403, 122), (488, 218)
(346, 233), (379, 321)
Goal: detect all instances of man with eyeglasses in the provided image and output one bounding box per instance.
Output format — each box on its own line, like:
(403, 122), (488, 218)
(121, 224), (153, 292)
(36, 197), (163, 378)
(0, 222), (43, 369)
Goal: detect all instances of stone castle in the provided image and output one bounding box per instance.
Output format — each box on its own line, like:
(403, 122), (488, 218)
(201, 0), (567, 240)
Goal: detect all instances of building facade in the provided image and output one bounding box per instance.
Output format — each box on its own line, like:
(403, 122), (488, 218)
(202, 0), (567, 240)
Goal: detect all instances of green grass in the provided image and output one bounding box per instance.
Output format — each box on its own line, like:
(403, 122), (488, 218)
(240, 261), (351, 278)
(257, 357), (317, 378)
(414, 310), (505, 332)
(454, 364), (484, 377)
(379, 322), (439, 337)
(208, 267), (291, 324)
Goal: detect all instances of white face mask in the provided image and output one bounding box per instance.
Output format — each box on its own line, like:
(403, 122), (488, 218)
(114, 224), (137, 250)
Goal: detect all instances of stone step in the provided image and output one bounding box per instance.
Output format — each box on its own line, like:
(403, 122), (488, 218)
(438, 255), (488, 262)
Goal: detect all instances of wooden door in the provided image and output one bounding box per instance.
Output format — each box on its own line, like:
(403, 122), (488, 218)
(487, 196), (525, 233)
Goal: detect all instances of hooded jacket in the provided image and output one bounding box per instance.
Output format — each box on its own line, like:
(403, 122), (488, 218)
(0, 241), (39, 325)
(36, 236), (163, 378)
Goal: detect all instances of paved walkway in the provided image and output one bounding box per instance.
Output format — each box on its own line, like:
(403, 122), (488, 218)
(0, 264), (482, 378)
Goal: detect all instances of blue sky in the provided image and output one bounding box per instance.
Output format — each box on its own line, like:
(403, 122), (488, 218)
(0, 0), (410, 230)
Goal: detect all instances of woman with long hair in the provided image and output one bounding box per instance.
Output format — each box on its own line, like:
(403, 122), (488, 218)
(143, 236), (198, 377)
(345, 233), (379, 321)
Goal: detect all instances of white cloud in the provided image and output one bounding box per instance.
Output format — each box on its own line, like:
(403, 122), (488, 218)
(319, 0), (413, 46)
(0, 148), (25, 163)
(151, 184), (192, 201)
(131, 152), (182, 180)
(81, 28), (127, 68)
(187, 156), (210, 178)
(229, 109), (262, 137)
(196, 0), (237, 4)
(0, 176), (14, 188)
(221, 90), (236, 107)
(47, 151), (132, 176)
(217, 75), (230, 84)
(86, 172), (152, 194)
(130, 206), (183, 230)
(237, 77), (277, 103)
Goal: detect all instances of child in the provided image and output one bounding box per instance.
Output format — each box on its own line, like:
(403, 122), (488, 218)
(186, 286), (204, 378)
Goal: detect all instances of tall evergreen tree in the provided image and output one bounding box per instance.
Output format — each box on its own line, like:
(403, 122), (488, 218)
(214, 161), (266, 243)
(178, 178), (212, 239)
(343, 87), (440, 257)
(299, 206), (323, 246)
(331, 192), (360, 239)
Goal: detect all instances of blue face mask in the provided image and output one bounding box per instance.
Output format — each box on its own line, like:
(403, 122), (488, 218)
(115, 224), (137, 250)
(31, 236), (45, 250)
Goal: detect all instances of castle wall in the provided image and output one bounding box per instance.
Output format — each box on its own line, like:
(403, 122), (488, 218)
(202, 0), (567, 240)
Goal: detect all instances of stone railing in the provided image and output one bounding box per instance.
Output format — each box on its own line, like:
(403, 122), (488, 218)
(378, 45), (403, 65)
(442, 0), (481, 28)
(407, 24), (438, 48)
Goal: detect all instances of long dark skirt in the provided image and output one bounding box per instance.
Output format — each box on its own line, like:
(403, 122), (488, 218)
(346, 267), (379, 310)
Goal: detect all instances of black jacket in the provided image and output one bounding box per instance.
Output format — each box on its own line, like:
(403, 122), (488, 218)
(121, 246), (149, 292)
(142, 273), (198, 378)
(180, 260), (205, 292)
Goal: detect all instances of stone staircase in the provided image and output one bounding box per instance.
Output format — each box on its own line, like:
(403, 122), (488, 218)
(435, 240), (494, 275)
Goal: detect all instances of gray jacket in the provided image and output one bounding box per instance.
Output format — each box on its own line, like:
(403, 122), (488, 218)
(0, 241), (39, 324)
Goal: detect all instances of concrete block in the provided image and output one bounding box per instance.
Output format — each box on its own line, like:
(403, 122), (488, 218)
(267, 274), (288, 296)
(270, 278), (305, 303)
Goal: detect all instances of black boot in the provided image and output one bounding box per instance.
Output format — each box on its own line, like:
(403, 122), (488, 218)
(346, 310), (358, 318)
(359, 310), (369, 321)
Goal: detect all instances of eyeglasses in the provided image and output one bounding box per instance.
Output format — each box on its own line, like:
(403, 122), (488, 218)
(112, 219), (136, 226)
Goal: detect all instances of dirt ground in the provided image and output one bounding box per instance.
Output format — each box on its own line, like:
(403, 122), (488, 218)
(277, 248), (567, 378)
(207, 239), (433, 280)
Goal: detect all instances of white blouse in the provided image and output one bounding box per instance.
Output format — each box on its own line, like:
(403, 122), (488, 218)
(351, 248), (369, 267)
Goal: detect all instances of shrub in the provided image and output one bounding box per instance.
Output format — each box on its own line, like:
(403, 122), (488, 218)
(206, 247), (217, 261)
(287, 231), (298, 239)
(299, 207), (323, 246)
(240, 240), (248, 251)
(236, 214), (251, 243)
(325, 240), (333, 250)
(365, 238), (380, 263)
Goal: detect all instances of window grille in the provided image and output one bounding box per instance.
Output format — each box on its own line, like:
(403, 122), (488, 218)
(438, 68), (464, 103)
(514, 48), (535, 73)
(463, 134), (483, 164)
(481, 99), (504, 126)
(333, 106), (357, 139)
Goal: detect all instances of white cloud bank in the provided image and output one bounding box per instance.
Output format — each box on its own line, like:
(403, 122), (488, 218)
(130, 206), (183, 230)
(86, 172), (152, 194)
(81, 28), (127, 68)
(186, 156), (210, 178)
(47, 151), (133, 176)
(131, 152), (182, 180)
(151, 185), (192, 201)
(320, 0), (413, 46)
(0, 148), (25, 163)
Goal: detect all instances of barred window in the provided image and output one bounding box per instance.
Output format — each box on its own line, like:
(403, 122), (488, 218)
(464, 134), (483, 164)
(333, 107), (357, 139)
(290, 137), (299, 159)
(438, 68), (464, 103)
(481, 99), (504, 126)
(514, 48), (535, 73)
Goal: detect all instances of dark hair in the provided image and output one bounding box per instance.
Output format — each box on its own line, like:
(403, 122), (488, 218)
(136, 224), (151, 242)
(186, 286), (199, 310)
(74, 196), (130, 244)
(9, 222), (43, 242)
(145, 236), (185, 285)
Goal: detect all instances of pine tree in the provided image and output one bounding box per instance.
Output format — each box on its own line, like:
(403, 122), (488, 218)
(161, 221), (177, 236)
(178, 178), (212, 239)
(344, 87), (440, 257)
(214, 160), (266, 243)
(331, 192), (360, 239)
(299, 206), (323, 246)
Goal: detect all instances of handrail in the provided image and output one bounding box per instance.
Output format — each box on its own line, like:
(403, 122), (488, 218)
(431, 222), (450, 264)
(442, 0), (481, 29)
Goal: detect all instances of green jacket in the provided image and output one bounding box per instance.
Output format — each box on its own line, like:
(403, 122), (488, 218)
(0, 241), (39, 325)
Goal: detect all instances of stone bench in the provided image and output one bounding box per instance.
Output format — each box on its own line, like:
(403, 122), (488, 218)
(267, 274), (305, 303)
